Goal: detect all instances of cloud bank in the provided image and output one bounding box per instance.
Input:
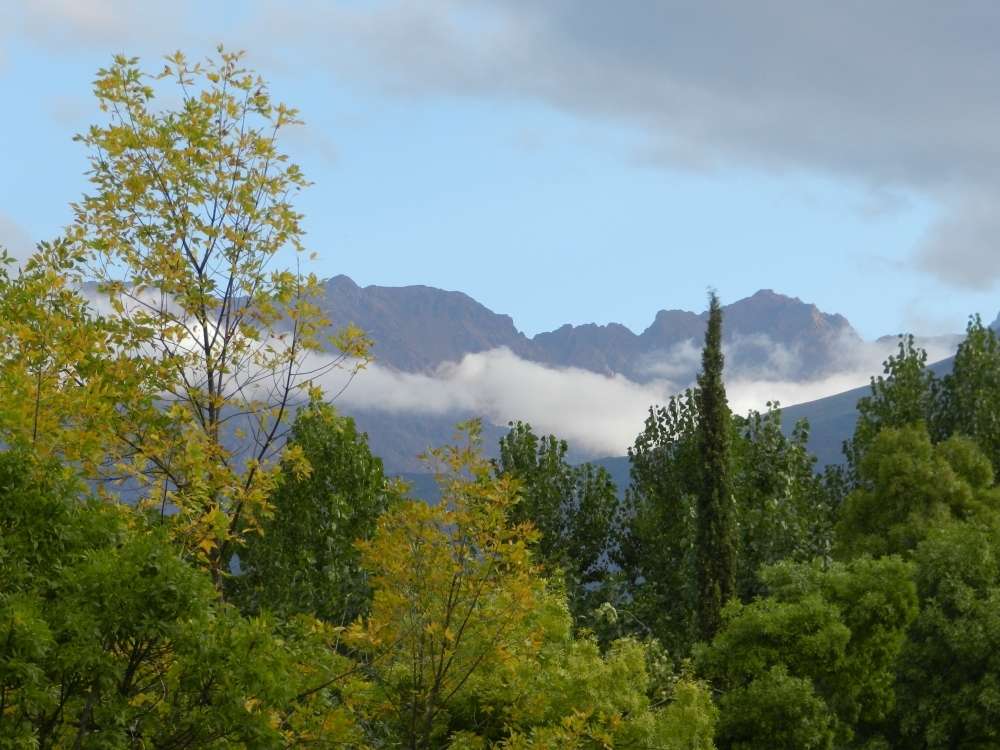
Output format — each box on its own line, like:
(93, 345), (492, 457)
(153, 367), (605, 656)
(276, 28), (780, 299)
(328, 332), (962, 458)
(73, 283), (963, 459)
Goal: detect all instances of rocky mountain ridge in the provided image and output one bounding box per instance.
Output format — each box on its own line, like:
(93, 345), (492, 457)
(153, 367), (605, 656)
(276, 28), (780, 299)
(318, 275), (859, 384)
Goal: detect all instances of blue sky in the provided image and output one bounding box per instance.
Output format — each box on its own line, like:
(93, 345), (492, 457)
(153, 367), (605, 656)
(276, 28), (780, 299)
(1, 1), (999, 340)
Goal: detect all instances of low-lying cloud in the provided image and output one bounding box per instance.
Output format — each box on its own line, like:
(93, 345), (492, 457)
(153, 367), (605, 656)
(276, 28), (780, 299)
(73, 281), (966, 460)
(332, 348), (679, 457)
(328, 331), (963, 458)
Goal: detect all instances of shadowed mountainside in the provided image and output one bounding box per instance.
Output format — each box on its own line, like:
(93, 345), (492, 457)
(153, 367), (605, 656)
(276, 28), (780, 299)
(317, 277), (871, 472)
(319, 276), (858, 383)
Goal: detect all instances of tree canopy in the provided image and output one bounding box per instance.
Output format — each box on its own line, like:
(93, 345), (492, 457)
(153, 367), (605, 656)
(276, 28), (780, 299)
(66, 49), (370, 585)
(12, 44), (1000, 750)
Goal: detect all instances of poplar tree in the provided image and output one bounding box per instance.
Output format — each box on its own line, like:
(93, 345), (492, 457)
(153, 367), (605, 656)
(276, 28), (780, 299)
(695, 291), (737, 641)
(66, 50), (370, 586)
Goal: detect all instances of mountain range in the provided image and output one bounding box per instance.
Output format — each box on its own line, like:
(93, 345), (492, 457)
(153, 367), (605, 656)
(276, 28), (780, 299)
(309, 276), (972, 479)
(317, 275), (864, 384)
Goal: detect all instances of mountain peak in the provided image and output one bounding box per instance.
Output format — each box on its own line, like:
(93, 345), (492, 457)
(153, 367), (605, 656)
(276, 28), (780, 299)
(318, 275), (531, 372)
(317, 276), (860, 382)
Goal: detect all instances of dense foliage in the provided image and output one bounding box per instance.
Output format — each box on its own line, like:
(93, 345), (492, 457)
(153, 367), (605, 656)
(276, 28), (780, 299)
(0, 451), (359, 750)
(348, 423), (718, 749)
(698, 556), (918, 750)
(846, 318), (1000, 482)
(834, 425), (1000, 560)
(494, 421), (618, 620)
(228, 398), (400, 625)
(615, 395), (834, 656)
(10, 46), (1000, 749)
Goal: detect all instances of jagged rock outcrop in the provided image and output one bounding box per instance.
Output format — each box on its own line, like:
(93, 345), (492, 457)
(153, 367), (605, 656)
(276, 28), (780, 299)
(320, 279), (861, 384)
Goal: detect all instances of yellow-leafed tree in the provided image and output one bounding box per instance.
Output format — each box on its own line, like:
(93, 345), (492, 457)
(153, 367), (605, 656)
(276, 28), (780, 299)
(0, 241), (154, 478)
(349, 421), (717, 749)
(60, 49), (369, 585)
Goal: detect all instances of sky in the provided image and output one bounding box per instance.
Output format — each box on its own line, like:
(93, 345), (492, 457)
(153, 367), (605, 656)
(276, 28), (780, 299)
(2, 1), (1000, 341)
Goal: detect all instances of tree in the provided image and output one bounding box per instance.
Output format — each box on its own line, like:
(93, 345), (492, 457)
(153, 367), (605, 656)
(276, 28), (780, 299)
(346, 422), (543, 748)
(698, 556), (918, 750)
(933, 315), (1000, 476)
(618, 395), (834, 656)
(834, 425), (1000, 560)
(894, 521), (1000, 748)
(229, 398), (399, 626)
(845, 335), (937, 480)
(844, 318), (1000, 493)
(65, 50), (369, 585)
(0, 448), (361, 749)
(495, 421), (619, 620)
(733, 407), (833, 600)
(616, 390), (703, 653)
(347, 422), (718, 749)
(0, 242), (153, 478)
(694, 291), (738, 641)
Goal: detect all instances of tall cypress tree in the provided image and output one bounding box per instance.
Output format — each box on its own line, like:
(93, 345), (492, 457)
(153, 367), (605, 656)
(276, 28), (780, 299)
(695, 291), (737, 641)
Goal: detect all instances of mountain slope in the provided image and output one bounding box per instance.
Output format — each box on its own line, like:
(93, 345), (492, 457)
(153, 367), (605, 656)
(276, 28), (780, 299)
(778, 355), (957, 468)
(320, 277), (862, 383)
(318, 275), (535, 372)
(317, 276), (964, 474)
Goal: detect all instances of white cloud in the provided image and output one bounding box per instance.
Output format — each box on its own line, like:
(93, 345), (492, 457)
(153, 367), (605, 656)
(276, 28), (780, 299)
(326, 330), (963, 458)
(71, 279), (969, 459)
(330, 347), (681, 456)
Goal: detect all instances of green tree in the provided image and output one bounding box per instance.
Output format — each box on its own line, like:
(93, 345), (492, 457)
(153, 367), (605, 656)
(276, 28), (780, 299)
(348, 423), (717, 749)
(495, 421), (619, 620)
(616, 390), (703, 652)
(734, 407), (833, 599)
(617, 293), (832, 654)
(845, 335), (937, 479)
(66, 50), (369, 585)
(894, 522), (1000, 749)
(619, 397), (834, 656)
(695, 291), (738, 641)
(0, 449), (361, 749)
(933, 315), (1000, 475)
(844, 320), (1000, 485)
(698, 556), (918, 750)
(834, 425), (1000, 560)
(228, 398), (399, 626)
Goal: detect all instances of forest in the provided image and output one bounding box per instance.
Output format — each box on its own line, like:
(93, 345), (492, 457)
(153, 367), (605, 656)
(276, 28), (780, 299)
(4, 50), (1000, 750)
